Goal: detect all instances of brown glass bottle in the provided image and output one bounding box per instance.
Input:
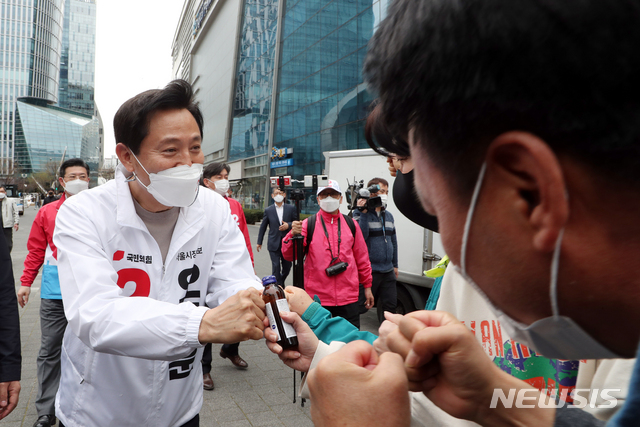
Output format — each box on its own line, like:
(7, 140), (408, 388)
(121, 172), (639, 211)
(262, 276), (298, 350)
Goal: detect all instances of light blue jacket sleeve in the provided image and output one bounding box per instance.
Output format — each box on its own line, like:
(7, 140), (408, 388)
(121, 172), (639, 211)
(301, 297), (377, 345)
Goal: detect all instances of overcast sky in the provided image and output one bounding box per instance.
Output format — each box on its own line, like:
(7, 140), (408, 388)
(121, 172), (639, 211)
(95, 0), (186, 159)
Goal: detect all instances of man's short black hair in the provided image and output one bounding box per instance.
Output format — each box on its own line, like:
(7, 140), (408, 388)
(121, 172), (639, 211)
(59, 158), (90, 178)
(364, 0), (640, 195)
(202, 162), (230, 181)
(0, 185), (5, 191)
(367, 178), (389, 191)
(114, 80), (204, 155)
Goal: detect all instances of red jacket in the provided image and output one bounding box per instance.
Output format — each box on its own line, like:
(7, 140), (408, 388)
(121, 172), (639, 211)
(20, 195), (66, 297)
(225, 196), (254, 266)
(282, 210), (372, 306)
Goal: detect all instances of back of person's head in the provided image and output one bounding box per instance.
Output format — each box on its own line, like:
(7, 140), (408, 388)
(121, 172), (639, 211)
(59, 158), (90, 178)
(202, 162), (230, 182)
(114, 79), (203, 155)
(365, 102), (397, 156)
(364, 0), (640, 196)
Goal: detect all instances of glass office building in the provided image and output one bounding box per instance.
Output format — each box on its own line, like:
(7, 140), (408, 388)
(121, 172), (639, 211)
(1, 0), (65, 176)
(58, 0), (97, 116)
(274, 0), (386, 178)
(174, 0), (389, 209)
(13, 97), (99, 174)
(1, 0), (100, 179)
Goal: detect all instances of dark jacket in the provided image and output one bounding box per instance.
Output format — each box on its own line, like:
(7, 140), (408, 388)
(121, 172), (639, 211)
(354, 208), (398, 273)
(43, 195), (57, 206)
(0, 226), (20, 382)
(258, 203), (297, 252)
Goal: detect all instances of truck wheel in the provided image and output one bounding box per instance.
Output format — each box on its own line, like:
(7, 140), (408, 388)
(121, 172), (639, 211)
(396, 287), (416, 315)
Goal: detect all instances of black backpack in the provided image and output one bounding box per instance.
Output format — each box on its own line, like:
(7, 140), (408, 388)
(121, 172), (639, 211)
(304, 213), (356, 255)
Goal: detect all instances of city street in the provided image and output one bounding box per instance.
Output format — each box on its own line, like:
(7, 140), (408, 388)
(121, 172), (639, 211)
(2, 203), (379, 427)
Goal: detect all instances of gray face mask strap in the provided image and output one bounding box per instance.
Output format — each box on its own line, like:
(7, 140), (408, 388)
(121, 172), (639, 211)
(461, 162), (488, 274)
(125, 150), (151, 186)
(549, 226), (565, 318)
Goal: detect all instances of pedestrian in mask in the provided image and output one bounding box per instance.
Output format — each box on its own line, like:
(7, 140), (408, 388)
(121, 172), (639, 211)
(282, 180), (373, 328)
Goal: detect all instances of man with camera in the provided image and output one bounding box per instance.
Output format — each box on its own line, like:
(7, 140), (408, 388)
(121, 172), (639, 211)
(353, 178), (398, 325)
(282, 180), (373, 328)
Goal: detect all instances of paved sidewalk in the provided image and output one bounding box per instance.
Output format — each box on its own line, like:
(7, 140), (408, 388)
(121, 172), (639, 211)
(2, 207), (379, 427)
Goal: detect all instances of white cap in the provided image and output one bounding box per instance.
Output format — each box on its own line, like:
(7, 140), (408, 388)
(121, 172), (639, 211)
(316, 179), (341, 196)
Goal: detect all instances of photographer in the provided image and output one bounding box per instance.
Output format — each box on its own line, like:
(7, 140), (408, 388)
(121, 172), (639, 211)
(282, 180), (373, 328)
(353, 178), (398, 324)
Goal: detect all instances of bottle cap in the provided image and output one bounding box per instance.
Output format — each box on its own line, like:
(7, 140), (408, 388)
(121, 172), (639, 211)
(261, 275), (277, 286)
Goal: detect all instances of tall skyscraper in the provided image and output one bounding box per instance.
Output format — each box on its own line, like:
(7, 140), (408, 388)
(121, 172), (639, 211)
(1, 0), (65, 175)
(58, 0), (96, 116)
(0, 0), (100, 179)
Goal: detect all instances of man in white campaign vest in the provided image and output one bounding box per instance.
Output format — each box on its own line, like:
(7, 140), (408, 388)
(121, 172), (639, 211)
(52, 80), (266, 427)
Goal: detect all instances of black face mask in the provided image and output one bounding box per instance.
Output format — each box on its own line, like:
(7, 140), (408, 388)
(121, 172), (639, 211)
(392, 169), (439, 232)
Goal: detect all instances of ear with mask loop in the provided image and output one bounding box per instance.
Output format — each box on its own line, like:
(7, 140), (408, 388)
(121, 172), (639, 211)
(460, 162), (488, 274)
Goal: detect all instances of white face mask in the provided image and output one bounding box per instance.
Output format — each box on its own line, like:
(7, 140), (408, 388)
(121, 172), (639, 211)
(273, 194), (284, 203)
(455, 163), (618, 360)
(319, 195), (340, 213)
(211, 179), (229, 196)
(63, 179), (89, 195)
(379, 194), (388, 207)
(0, 193), (5, 199)
(129, 151), (202, 207)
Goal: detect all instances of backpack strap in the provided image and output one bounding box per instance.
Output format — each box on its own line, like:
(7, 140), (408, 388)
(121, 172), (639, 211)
(304, 214), (317, 255)
(341, 214), (356, 247)
(305, 213), (356, 255)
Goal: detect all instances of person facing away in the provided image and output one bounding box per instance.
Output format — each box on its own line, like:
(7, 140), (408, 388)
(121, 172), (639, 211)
(257, 186), (297, 285)
(17, 159), (90, 427)
(282, 179), (373, 329)
(0, 185), (19, 253)
(52, 80), (267, 427)
(353, 177), (398, 325)
(199, 162), (254, 391)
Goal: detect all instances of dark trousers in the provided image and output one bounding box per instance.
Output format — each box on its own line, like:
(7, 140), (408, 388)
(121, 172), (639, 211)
(2, 227), (12, 253)
(269, 249), (292, 285)
(61, 414), (199, 427)
(36, 299), (67, 416)
(324, 301), (361, 329)
(202, 342), (240, 374)
(371, 271), (397, 325)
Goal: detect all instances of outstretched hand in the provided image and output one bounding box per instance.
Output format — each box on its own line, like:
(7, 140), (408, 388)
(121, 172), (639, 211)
(264, 311), (318, 372)
(198, 288), (266, 343)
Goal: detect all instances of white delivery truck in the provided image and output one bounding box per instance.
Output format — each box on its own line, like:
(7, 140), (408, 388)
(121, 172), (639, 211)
(324, 148), (446, 313)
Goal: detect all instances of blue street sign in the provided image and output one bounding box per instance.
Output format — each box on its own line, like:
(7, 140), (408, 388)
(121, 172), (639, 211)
(270, 158), (294, 169)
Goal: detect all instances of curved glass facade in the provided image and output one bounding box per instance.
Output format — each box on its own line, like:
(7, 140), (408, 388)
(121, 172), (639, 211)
(1, 0), (65, 175)
(14, 97), (99, 174)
